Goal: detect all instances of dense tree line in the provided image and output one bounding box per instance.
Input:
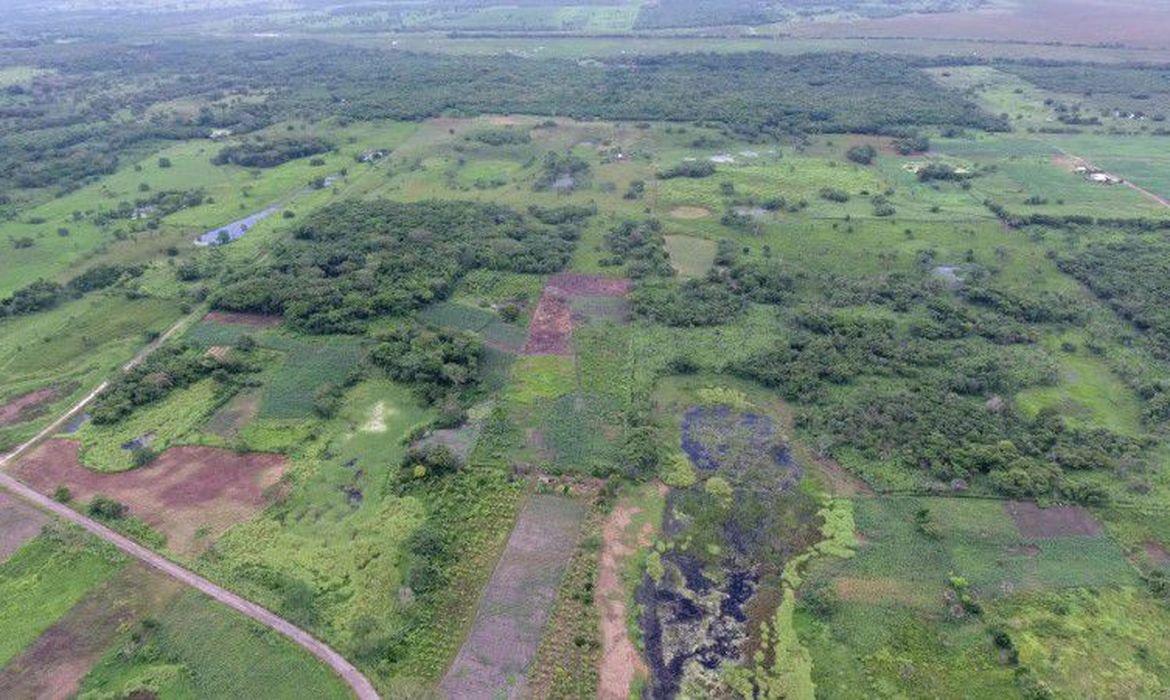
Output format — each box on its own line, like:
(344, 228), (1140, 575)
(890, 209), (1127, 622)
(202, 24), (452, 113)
(209, 199), (590, 333)
(211, 136), (332, 168)
(0, 264), (144, 318)
(1058, 238), (1170, 359)
(725, 267), (1133, 502)
(90, 342), (259, 424)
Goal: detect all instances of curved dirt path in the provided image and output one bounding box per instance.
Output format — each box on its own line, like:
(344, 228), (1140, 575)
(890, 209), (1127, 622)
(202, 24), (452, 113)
(0, 310), (379, 700)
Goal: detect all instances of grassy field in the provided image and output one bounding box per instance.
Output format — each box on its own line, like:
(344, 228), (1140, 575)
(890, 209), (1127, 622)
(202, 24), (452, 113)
(0, 528), (124, 668)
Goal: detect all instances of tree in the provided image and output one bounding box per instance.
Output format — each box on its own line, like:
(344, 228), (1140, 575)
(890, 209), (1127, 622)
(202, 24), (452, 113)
(158, 157), (172, 168)
(88, 495), (128, 520)
(846, 144), (877, 165)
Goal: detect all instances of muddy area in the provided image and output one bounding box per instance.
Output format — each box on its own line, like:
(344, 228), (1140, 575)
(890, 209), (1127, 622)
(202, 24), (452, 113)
(10, 440), (287, 555)
(0, 387), (61, 427)
(637, 406), (815, 697)
(0, 492), (50, 563)
(441, 495), (585, 700)
(0, 563), (180, 700)
(1005, 501), (1103, 538)
(195, 206), (279, 246)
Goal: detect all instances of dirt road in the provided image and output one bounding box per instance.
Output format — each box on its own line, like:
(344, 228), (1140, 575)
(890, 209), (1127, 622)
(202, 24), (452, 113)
(0, 308), (380, 700)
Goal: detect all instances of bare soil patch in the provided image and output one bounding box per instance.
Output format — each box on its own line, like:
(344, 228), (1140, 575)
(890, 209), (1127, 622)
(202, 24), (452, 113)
(546, 272), (631, 297)
(1004, 501), (1103, 538)
(0, 491), (49, 563)
(522, 290), (574, 356)
(202, 311), (282, 327)
(1144, 541), (1170, 568)
(0, 563), (180, 700)
(811, 455), (874, 497)
(596, 490), (659, 700)
(669, 206), (711, 220)
(442, 494), (585, 700)
(0, 387), (61, 427)
(10, 440), (288, 555)
(489, 116), (520, 126)
(524, 274), (632, 355)
(203, 391), (260, 439)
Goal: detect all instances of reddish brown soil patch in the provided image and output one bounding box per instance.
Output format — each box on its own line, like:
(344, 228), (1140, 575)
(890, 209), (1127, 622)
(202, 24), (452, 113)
(206, 345), (232, 361)
(596, 492), (658, 699)
(812, 455), (874, 497)
(1144, 541), (1170, 568)
(10, 440), (287, 555)
(546, 272), (631, 297)
(523, 274), (631, 355)
(442, 495), (585, 700)
(0, 563), (180, 700)
(0, 387), (60, 427)
(489, 116), (521, 126)
(202, 311), (282, 327)
(1005, 501), (1102, 538)
(0, 492), (49, 562)
(522, 290), (574, 356)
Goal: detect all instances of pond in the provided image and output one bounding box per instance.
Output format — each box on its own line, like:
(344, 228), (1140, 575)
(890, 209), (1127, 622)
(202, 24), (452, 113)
(195, 205), (280, 246)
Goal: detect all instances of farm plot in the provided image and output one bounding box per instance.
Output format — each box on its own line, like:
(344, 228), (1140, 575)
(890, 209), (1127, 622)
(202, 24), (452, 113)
(800, 495), (1139, 698)
(523, 273), (631, 356)
(441, 494), (585, 700)
(10, 439), (288, 555)
(0, 527), (125, 669)
(0, 492), (49, 563)
(419, 301), (527, 353)
(663, 235), (717, 279)
(0, 387), (61, 427)
(0, 562), (179, 700)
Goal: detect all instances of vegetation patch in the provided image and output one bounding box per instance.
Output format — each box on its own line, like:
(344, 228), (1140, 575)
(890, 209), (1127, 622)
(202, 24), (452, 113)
(0, 492), (50, 564)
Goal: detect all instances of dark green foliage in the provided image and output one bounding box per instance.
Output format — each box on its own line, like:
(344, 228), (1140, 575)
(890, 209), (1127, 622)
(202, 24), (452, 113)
(602, 219), (673, 278)
(630, 278), (745, 327)
(0, 264), (145, 318)
(90, 344), (258, 424)
(534, 152), (590, 191)
(469, 127), (530, 146)
(212, 200), (582, 333)
(87, 495), (128, 520)
(819, 187), (851, 202)
(369, 323), (484, 404)
(917, 162), (972, 182)
(401, 444), (462, 479)
(658, 160), (716, 179)
(211, 136), (331, 168)
(846, 144), (877, 165)
(1058, 238), (1170, 359)
(893, 134), (931, 155)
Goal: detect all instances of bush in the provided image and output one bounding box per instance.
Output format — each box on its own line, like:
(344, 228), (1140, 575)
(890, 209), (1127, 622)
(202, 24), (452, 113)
(846, 144), (877, 165)
(657, 160), (716, 179)
(88, 495), (128, 520)
(52, 485), (72, 502)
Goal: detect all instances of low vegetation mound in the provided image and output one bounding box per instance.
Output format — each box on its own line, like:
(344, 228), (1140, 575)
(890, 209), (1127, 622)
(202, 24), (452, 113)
(211, 136), (332, 168)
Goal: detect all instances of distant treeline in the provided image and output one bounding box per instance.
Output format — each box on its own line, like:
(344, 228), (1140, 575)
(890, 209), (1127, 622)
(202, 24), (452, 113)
(0, 38), (1007, 194)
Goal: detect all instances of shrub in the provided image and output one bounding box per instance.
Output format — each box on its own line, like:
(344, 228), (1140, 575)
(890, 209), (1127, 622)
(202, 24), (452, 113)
(88, 495), (128, 520)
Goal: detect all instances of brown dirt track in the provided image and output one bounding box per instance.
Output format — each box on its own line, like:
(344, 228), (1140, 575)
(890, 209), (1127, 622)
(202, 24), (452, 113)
(596, 493), (657, 700)
(0, 563), (180, 700)
(1005, 501), (1103, 538)
(9, 440), (287, 555)
(0, 491), (49, 562)
(0, 388), (60, 427)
